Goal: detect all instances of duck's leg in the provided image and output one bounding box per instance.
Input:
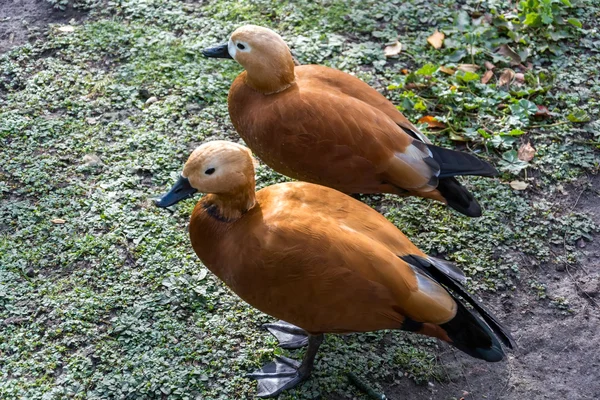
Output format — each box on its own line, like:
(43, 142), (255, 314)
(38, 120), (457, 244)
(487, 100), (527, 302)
(263, 320), (309, 349)
(248, 334), (324, 398)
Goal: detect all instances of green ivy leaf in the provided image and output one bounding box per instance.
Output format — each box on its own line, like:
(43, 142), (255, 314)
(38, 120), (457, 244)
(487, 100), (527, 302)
(413, 100), (427, 111)
(499, 149), (530, 174)
(567, 109), (591, 123)
(524, 12), (541, 26)
(510, 99), (538, 119)
(456, 70), (480, 82)
(416, 63), (438, 76)
(567, 18), (582, 28)
(447, 49), (467, 63)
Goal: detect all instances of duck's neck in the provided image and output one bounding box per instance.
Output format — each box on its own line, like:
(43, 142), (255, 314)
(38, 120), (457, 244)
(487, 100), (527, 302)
(244, 54), (296, 95)
(201, 185), (257, 222)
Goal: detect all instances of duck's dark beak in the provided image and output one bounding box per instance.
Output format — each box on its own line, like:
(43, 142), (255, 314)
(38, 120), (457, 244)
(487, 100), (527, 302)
(202, 43), (233, 59)
(155, 176), (198, 208)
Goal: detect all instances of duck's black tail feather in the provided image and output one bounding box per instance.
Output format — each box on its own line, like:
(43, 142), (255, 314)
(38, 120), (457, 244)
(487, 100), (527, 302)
(436, 177), (482, 217)
(419, 144), (496, 217)
(400, 255), (516, 362)
(426, 144), (498, 178)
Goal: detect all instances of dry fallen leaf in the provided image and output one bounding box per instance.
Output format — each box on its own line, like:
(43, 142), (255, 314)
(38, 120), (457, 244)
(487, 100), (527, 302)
(484, 61), (496, 70)
(518, 142), (536, 162)
(51, 218), (66, 224)
(514, 72), (525, 84)
(510, 180), (529, 191)
(418, 115), (446, 129)
(457, 64), (480, 72)
(82, 154), (104, 167)
(144, 96), (158, 107)
(439, 66), (455, 75)
(497, 44), (521, 64)
(57, 25), (75, 33)
(449, 132), (467, 141)
(384, 41), (402, 57)
(498, 68), (515, 87)
(405, 82), (428, 89)
(427, 30), (445, 49)
(534, 105), (551, 119)
(481, 70), (494, 84)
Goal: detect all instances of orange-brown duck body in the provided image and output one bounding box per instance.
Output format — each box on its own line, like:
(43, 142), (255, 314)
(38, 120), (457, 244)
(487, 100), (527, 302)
(203, 25), (498, 217)
(156, 141), (514, 398)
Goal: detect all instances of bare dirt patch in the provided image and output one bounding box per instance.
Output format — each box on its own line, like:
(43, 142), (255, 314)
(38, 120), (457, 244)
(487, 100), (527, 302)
(382, 176), (600, 400)
(0, 0), (84, 54)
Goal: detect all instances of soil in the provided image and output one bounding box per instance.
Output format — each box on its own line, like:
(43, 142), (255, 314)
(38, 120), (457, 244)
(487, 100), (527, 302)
(0, 0), (84, 55)
(382, 175), (600, 400)
(1, 3), (599, 400)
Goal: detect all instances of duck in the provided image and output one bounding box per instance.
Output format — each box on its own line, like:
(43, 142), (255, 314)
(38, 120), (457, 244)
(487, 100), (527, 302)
(155, 141), (514, 398)
(201, 25), (498, 218)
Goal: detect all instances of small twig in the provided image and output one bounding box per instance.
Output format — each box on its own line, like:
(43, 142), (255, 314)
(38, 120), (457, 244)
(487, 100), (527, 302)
(528, 121), (569, 129)
(573, 140), (600, 146)
(346, 372), (387, 400)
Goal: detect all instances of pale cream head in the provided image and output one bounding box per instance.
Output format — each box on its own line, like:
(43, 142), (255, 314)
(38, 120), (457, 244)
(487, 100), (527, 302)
(228, 25), (295, 93)
(182, 141), (258, 195)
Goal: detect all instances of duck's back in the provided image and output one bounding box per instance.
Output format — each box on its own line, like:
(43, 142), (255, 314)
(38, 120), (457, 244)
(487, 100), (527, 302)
(190, 182), (457, 334)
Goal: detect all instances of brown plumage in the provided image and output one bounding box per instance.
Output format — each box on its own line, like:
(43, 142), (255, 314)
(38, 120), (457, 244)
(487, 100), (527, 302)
(156, 141), (514, 397)
(202, 25), (498, 217)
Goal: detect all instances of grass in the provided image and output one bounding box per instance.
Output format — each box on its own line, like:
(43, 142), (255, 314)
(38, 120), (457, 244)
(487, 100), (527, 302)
(1, 0), (599, 399)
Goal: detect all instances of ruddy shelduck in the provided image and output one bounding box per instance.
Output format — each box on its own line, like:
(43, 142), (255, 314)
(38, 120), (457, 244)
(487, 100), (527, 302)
(202, 25), (498, 217)
(156, 141), (514, 398)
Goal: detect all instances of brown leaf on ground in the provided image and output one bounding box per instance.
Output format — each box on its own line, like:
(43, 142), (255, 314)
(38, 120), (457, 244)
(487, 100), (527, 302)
(439, 66), (455, 75)
(405, 82), (427, 89)
(418, 115), (446, 128)
(497, 44), (521, 64)
(534, 105), (551, 118)
(498, 68), (515, 87)
(384, 41), (402, 57)
(514, 72), (525, 84)
(457, 64), (480, 72)
(481, 70), (494, 84)
(510, 180), (529, 190)
(518, 142), (536, 162)
(51, 218), (66, 224)
(484, 61), (496, 70)
(427, 30), (445, 49)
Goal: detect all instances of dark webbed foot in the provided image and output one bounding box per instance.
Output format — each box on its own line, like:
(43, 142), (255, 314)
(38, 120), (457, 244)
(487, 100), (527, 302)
(247, 356), (306, 398)
(249, 334), (324, 398)
(263, 320), (309, 349)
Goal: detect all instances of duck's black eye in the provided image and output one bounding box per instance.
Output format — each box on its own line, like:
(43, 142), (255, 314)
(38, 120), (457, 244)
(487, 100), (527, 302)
(237, 43), (245, 50)
(205, 168), (215, 175)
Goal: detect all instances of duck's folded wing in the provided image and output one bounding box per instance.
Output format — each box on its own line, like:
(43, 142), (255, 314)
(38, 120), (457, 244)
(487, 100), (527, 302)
(239, 214), (458, 333)
(298, 65), (432, 144)
(262, 89), (440, 191)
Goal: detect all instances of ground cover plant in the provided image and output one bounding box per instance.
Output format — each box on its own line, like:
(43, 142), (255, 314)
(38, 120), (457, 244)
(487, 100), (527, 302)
(1, 0), (599, 399)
